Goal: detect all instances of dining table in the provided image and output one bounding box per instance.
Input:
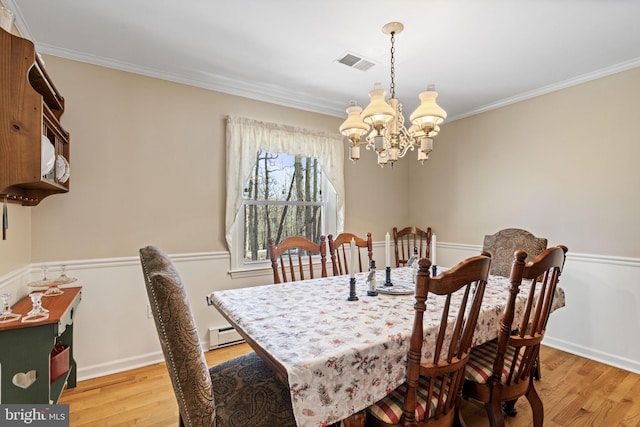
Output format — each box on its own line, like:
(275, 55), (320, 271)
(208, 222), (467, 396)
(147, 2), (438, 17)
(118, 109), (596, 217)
(208, 266), (565, 427)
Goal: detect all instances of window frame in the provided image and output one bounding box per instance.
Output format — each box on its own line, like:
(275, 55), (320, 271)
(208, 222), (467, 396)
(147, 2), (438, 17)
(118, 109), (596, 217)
(230, 173), (337, 275)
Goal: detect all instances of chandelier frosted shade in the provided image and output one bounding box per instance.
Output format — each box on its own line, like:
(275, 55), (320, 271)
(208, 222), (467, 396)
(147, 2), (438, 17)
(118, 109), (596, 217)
(409, 89), (447, 131)
(361, 86), (396, 130)
(339, 104), (370, 143)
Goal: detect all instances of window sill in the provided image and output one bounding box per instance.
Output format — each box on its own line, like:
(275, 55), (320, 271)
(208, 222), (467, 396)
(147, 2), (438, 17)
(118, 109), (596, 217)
(228, 264), (273, 279)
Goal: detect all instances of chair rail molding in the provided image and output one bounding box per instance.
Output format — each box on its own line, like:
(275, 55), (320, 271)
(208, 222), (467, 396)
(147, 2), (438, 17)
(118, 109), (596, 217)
(2, 243), (639, 379)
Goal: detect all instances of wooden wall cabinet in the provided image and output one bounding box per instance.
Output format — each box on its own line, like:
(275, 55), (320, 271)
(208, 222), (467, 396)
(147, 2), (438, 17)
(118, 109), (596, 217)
(0, 27), (70, 206)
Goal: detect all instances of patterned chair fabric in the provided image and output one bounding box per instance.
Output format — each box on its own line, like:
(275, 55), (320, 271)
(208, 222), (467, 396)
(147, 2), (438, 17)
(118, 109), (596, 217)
(464, 340), (521, 385)
(482, 228), (547, 277)
(367, 377), (448, 424)
(139, 245), (296, 427)
(210, 352), (297, 426)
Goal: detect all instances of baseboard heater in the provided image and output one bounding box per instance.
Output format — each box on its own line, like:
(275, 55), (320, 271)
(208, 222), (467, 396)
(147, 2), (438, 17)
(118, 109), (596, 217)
(208, 326), (245, 349)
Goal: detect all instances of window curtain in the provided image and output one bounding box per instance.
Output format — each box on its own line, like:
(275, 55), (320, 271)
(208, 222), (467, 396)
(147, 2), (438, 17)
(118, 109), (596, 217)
(225, 115), (345, 251)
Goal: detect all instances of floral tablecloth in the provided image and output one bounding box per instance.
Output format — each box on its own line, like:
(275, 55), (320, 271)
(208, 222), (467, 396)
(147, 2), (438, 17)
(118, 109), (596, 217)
(210, 268), (565, 427)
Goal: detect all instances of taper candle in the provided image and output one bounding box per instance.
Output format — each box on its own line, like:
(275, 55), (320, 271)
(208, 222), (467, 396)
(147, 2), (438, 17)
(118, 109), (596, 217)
(350, 238), (356, 279)
(385, 232), (390, 267)
(431, 234), (437, 266)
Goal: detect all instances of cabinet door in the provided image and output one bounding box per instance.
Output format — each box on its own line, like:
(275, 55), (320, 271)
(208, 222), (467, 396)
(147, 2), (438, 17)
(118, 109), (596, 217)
(0, 324), (56, 404)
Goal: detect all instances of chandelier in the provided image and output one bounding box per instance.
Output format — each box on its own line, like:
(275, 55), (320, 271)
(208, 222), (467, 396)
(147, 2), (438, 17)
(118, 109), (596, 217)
(339, 22), (447, 167)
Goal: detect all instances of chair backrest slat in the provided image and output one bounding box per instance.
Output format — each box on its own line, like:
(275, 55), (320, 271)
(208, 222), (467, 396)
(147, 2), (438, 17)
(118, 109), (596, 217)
(268, 236), (327, 283)
(393, 226), (432, 267)
(328, 232), (373, 276)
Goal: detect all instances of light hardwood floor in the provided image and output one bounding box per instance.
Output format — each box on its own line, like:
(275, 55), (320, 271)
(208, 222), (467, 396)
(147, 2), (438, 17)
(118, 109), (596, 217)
(59, 344), (640, 426)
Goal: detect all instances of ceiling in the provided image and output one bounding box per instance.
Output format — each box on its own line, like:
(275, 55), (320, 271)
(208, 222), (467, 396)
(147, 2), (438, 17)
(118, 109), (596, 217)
(6, 0), (640, 122)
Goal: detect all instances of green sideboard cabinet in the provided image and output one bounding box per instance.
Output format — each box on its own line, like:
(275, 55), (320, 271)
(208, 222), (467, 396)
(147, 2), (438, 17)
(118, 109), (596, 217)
(0, 287), (81, 403)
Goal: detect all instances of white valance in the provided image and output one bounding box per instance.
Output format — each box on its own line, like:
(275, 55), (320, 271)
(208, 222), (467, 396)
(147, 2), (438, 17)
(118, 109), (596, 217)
(225, 116), (345, 251)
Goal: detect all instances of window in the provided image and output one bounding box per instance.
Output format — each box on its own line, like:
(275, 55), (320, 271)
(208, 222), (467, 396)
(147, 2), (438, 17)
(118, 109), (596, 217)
(241, 150), (336, 263)
(225, 116), (344, 274)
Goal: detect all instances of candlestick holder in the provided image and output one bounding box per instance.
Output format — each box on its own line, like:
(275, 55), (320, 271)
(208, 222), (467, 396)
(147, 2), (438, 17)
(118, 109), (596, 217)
(0, 293), (21, 323)
(366, 263), (378, 296)
(384, 266), (393, 286)
(432, 265), (438, 276)
(22, 292), (49, 323)
(347, 277), (359, 301)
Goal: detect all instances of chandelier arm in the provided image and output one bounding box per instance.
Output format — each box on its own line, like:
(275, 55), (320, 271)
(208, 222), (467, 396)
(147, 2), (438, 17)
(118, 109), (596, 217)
(363, 138), (377, 151)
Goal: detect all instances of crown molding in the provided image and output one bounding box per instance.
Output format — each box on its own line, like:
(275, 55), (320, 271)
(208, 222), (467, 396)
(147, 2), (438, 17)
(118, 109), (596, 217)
(6, 0), (639, 122)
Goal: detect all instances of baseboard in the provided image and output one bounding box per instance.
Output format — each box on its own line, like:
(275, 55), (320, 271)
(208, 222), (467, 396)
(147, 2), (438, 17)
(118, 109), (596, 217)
(544, 335), (640, 375)
(77, 341), (211, 381)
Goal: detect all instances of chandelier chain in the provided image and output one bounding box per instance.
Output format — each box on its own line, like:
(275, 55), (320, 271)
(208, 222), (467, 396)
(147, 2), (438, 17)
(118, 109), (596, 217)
(389, 31), (396, 99)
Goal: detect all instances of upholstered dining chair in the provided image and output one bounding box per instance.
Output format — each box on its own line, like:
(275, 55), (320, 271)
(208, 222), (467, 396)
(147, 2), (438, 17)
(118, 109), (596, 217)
(366, 255), (491, 427)
(268, 235), (327, 283)
(139, 245), (296, 427)
(328, 232), (373, 276)
(393, 226), (432, 267)
(463, 245), (567, 427)
(482, 228), (547, 277)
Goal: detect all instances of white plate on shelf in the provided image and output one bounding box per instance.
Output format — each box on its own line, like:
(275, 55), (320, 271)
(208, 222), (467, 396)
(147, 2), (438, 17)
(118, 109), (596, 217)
(41, 135), (55, 176)
(59, 155), (70, 183)
(55, 155), (70, 183)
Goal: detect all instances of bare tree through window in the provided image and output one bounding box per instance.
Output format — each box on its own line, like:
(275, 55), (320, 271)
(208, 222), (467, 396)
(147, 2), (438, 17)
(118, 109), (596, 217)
(243, 150), (324, 262)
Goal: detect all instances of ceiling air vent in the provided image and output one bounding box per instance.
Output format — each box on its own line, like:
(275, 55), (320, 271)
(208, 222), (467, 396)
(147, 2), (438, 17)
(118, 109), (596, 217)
(337, 52), (375, 71)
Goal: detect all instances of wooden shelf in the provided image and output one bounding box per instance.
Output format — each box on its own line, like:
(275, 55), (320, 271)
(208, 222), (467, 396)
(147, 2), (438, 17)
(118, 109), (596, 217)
(0, 26), (70, 206)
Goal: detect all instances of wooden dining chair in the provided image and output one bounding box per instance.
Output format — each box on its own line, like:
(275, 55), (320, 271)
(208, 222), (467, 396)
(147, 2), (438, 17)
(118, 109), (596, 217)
(268, 235), (328, 283)
(328, 232), (373, 276)
(462, 245), (568, 427)
(482, 228), (549, 380)
(482, 228), (547, 277)
(393, 226), (432, 267)
(139, 245), (296, 427)
(366, 255), (491, 427)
